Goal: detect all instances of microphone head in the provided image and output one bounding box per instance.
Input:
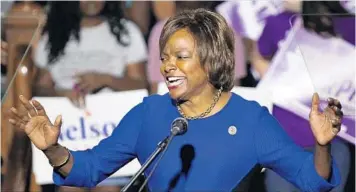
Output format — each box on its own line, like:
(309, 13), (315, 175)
(171, 117), (188, 136)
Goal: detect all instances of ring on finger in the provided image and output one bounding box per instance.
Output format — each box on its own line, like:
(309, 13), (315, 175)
(332, 127), (340, 135)
(331, 118), (341, 127)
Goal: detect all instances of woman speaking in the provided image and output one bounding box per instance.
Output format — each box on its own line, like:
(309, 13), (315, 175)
(9, 9), (343, 192)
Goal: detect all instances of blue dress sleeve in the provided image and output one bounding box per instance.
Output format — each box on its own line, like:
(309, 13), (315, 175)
(254, 107), (341, 192)
(52, 102), (145, 187)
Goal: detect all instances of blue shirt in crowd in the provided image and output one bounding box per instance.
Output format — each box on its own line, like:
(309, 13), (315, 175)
(53, 93), (340, 191)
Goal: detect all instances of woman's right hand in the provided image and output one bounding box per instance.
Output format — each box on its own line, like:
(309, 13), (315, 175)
(8, 95), (62, 151)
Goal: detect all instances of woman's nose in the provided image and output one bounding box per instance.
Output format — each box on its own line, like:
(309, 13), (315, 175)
(163, 61), (177, 73)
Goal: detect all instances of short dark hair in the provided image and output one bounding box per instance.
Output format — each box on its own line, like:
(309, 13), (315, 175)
(159, 8), (235, 92)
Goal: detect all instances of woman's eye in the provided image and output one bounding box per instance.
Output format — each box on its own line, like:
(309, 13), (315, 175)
(177, 55), (188, 60)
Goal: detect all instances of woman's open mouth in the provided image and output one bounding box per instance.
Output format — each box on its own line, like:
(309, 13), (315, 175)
(166, 76), (186, 89)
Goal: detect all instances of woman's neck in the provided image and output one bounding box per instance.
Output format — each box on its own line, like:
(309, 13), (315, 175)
(178, 86), (231, 119)
(80, 17), (105, 28)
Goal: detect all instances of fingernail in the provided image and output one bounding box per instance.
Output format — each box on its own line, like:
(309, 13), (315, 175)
(8, 119), (15, 123)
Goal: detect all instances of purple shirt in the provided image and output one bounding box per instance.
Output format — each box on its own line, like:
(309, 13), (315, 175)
(333, 16), (355, 45)
(147, 20), (247, 84)
(257, 11), (297, 57)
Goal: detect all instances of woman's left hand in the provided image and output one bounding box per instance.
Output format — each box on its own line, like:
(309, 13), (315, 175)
(309, 93), (343, 146)
(75, 72), (108, 93)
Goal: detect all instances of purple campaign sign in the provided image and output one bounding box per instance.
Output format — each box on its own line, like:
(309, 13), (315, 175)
(272, 105), (351, 147)
(273, 105), (315, 147)
(340, 0), (355, 14)
(257, 19), (355, 146)
(216, 0), (283, 40)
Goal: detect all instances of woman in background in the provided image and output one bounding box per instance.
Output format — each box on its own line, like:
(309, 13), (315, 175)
(32, 1), (148, 192)
(34, 1), (148, 108)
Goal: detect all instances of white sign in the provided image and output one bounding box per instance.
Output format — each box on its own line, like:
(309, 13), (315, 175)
(32, 90), (148, 184)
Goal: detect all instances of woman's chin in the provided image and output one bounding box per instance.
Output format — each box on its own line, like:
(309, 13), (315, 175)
(168, 88), (186, 101)
(166, 82), (188, 100)
(168, 91), (182, 101)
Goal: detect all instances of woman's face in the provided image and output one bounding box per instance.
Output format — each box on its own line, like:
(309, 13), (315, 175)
(79, 1), (105, 17)
(160, 29), (210, 100)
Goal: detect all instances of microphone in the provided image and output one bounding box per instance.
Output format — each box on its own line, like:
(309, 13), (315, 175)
(121, 118), (188, 192)
(171, 117), (188, 136)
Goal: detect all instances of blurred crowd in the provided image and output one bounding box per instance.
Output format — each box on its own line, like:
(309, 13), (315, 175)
(1, 1), (355, 192)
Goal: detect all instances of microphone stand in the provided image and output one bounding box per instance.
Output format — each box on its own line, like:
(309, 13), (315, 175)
(120, 135), (172, 192)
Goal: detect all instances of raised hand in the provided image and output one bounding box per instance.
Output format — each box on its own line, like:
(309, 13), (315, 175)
(8, 95), (62, 150)
(309, 93), (343, 146)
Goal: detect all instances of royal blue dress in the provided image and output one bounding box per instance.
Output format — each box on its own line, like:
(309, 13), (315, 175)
(53, 93), (340, 192)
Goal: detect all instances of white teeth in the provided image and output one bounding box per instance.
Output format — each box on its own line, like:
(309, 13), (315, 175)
(165, 76), (185, 87)
(167, 79), (184, 86)
(167, 77), (184, 82)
